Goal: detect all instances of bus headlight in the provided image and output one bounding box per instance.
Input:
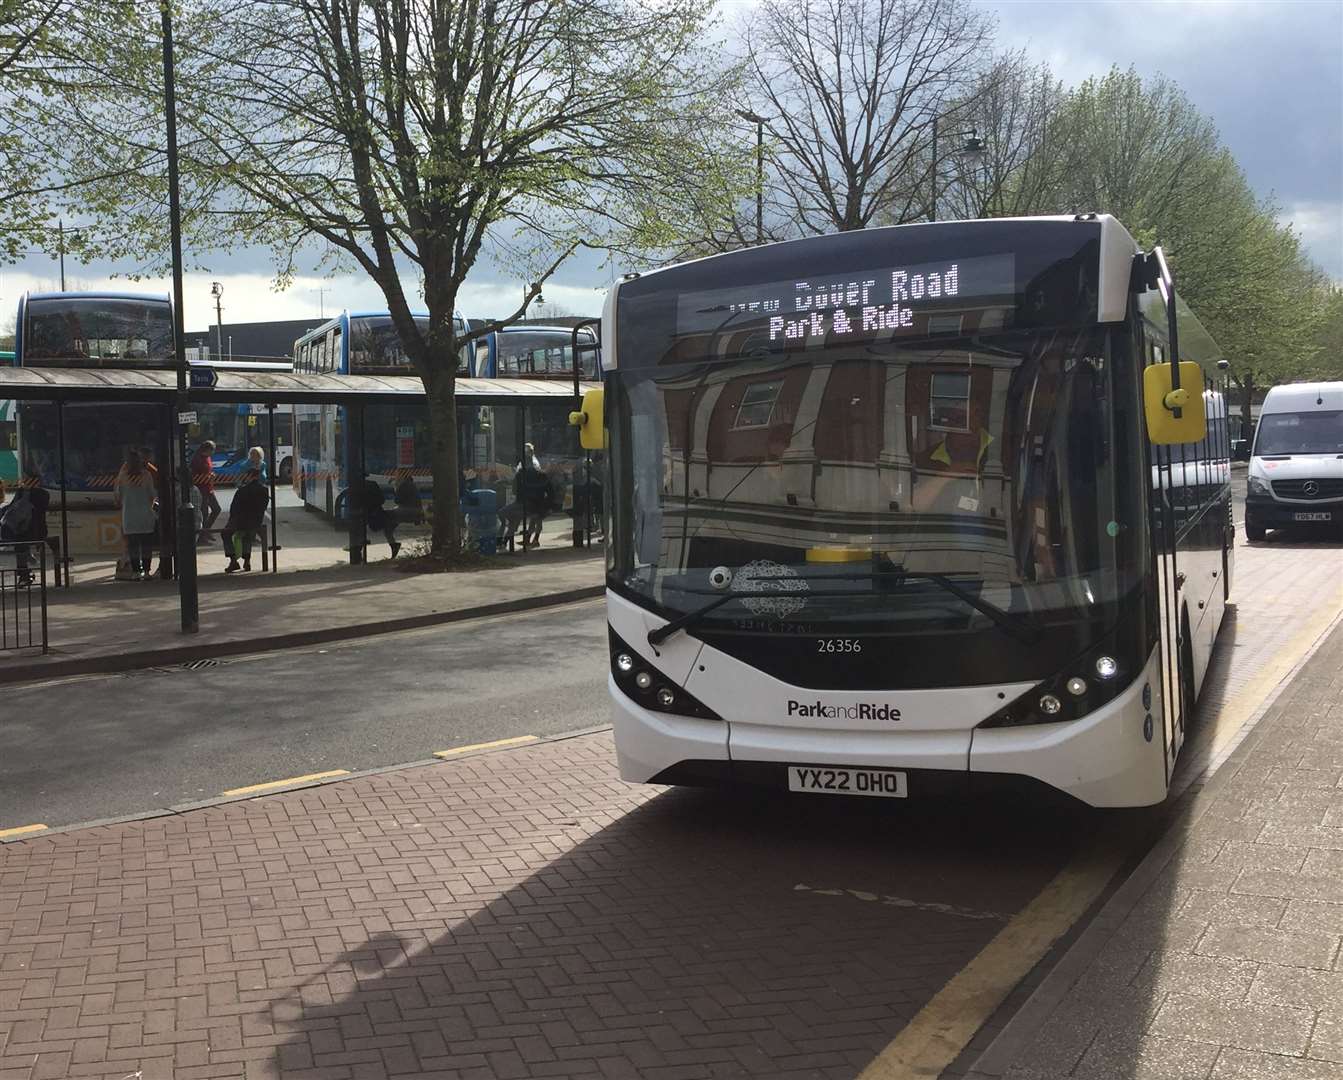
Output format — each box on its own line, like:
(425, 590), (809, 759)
(608, 627), (722, 720)
(979, 640), (1134, 729)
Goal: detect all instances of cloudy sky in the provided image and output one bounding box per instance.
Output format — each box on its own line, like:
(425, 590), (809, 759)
(2, 0), (1338, 333)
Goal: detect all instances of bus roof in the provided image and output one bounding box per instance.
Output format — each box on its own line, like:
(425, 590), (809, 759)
(23, 291), (171, 303)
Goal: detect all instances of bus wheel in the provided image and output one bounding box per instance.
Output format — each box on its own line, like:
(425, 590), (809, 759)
(1244, 516), (1265, 542)
(1180, 618), (1197, 732)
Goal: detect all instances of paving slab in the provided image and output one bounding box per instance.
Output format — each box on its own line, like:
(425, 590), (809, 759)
(0, 732), (1076, 1080)
(966, 615), (1343, 1080)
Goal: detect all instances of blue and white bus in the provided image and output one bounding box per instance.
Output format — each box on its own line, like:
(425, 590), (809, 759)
(291, 310), (471, 513)
(475, 324), (600, 379)
(292, 310), (473, 376)
(290, 313), (604, 535)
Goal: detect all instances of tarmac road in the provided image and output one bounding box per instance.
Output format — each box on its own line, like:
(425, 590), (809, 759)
(0, 599), (610, 831)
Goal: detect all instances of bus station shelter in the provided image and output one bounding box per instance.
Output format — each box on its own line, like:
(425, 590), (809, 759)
(0, 366), (602, 586)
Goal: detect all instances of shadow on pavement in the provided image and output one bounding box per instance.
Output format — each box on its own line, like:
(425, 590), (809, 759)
(978, 583), (1324, 1077)
(259, 768), (1102, 1079)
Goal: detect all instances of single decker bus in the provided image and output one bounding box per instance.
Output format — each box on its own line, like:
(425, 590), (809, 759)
(577, 213), (1231, 808)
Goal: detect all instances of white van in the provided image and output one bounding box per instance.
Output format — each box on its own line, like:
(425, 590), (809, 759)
(1244, 382), (1343, 540)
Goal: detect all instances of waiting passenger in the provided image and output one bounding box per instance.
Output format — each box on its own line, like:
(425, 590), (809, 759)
(221, 468), (269, 574)
(359, 474), (401, 558)
(247, 446), (269, 483)
(191, 440), (221, 543)
(115, 450), (158, 581)
(0, 467), (50, 585)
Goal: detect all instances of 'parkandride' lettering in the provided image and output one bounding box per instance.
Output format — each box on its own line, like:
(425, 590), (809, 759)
(787, 699), (902, 722)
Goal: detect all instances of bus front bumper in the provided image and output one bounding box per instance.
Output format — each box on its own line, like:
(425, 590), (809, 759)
(611, 649), (1168, 808)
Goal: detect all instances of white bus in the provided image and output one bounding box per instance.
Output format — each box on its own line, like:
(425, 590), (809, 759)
(583, 214), (1232, 808)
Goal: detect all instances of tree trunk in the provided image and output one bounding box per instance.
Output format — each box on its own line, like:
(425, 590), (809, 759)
(425, 367), (462, 555)
(1241, 371), (1255, 442)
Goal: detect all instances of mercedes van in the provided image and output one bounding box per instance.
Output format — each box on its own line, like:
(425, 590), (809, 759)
(1244, 382), (1343, 540)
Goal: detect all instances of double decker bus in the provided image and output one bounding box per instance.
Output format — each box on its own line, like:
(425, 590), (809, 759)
(586, 214), (1231, 808)
(13, 292), (176, 504)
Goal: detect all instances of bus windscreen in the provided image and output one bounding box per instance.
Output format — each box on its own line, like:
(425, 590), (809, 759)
(21, 297), (173, 367)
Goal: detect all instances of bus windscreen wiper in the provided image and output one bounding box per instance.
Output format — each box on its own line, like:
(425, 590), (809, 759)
(647, 591), (801, 647)
(796, 564), (1042, 645)
(647, 571), (1039, 648)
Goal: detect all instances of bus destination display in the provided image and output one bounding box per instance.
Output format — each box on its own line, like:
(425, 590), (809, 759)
(675, 252), (1016, 344)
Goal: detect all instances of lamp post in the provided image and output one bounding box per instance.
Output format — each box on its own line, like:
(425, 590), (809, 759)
(734, 109), (771, 245)
(161, 0), (198, 633)
(930, 116), (984, 223)
(210, 281), (223, 361)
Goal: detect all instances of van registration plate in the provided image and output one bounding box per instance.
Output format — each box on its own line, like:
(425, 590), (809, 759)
(1294, 512), (1332, 522)
(788, 766), (907, 798)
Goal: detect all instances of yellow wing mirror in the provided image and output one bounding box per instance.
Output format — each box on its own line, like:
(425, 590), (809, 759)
(1143, 361), (1205, 445)
(568, 388), (606, 450)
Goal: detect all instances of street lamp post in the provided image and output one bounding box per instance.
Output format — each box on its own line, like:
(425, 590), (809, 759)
(161, 1), (198, 634)
(930, 115), (985, 223)
(735, 109), (771, 246)
(211, 281), (223, 361)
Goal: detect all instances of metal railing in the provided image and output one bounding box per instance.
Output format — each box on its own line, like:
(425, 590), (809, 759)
(0, 541), (49, 653)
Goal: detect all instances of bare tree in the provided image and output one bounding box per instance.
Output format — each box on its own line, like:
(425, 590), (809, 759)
(741, 0), (993, 238)
(937, 53), (1068, 221)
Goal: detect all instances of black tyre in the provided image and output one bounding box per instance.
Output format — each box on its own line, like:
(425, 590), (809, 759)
(1245, 516), (1265, 542)
(279, 457), (293, 484)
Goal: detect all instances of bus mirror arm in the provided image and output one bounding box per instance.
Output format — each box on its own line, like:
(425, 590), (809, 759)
(1151, 246), (1183, 418)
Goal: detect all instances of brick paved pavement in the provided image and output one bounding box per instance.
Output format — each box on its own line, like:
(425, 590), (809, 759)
(966, 614), (1343, 1080)
(1, 734), (1088, 1080)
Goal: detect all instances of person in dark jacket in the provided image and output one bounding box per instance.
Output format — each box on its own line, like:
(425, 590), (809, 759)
(515, 463), (551, 548)
(221, 468), (270, 573)
(359, 474), (401, 558)
(0, 466), (50, 583)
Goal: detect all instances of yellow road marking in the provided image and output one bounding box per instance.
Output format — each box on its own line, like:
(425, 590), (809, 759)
(0, 823), (48, 840)
(858, 843), (1124, 1079)
(861, 596), (1343, 1080)
(222, 770), (349, 796)
(434, 735), (538, 758)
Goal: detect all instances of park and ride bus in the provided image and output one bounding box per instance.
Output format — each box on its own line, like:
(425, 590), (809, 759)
(475, 324), (600, 378)
(582, 213), (1231, 808)
(0, 351), (16, 484)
